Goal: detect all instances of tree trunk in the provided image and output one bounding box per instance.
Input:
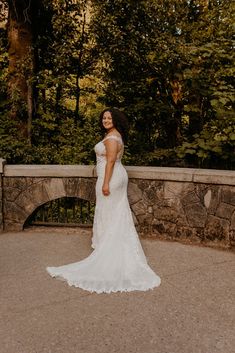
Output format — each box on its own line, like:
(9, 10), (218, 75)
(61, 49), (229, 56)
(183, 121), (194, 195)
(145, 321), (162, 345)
(55, 83), (62, 113)
(75, 72), (80, 124)
(164, 79), (183, 148)
(7, 0), (34, 140)
(74, 7), (87, 125)
(27, 78), (33, 144)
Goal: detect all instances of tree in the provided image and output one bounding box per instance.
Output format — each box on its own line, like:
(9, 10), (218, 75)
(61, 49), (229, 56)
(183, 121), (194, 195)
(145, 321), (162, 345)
(0, 0), (100, 163)
(91, 0), (234, 168)
(35, 0), (98, 123)
(6, 0), (44, 142)
(0, 0), (234, 168)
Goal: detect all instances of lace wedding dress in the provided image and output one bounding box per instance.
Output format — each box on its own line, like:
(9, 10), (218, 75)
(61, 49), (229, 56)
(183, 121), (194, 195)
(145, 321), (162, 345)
(46, 135), (161, 293)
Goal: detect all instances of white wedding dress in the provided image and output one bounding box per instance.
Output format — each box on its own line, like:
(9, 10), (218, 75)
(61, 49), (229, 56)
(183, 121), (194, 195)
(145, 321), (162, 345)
(46, 135), (161, 293)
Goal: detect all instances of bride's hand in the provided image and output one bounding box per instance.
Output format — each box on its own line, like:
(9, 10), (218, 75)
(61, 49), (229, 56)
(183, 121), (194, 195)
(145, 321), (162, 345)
(102, 183), (110, 196)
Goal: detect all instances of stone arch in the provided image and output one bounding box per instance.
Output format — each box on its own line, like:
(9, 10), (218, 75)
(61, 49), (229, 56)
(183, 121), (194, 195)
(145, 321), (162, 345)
(24, 195), (95, 229)
(4, 177), (96, 231)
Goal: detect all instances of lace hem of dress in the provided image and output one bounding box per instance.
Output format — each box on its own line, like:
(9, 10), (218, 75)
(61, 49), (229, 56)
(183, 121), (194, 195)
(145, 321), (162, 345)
(46, 267), (161, 294)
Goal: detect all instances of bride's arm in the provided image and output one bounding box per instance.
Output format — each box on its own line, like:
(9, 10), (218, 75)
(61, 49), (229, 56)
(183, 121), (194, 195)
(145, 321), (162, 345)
(102, 139), (119, 196)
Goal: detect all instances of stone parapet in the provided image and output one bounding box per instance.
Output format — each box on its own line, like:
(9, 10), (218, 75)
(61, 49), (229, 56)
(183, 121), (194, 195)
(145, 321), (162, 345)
(0, 159), (6, 174)
(1, 162), (235, 249)
(4, 164), (235, 186)
(3, 177), (96, 232)
(127, 180), (235, 249)
(4, 164), (95, 177)
(0, 176), (2, 231)
(126, 166), (235, 185)
(0, 159), (6, 231)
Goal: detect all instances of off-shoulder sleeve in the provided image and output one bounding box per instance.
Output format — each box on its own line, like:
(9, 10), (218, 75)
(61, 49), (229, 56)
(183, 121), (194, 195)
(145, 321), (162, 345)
(103, 135), (123, 144)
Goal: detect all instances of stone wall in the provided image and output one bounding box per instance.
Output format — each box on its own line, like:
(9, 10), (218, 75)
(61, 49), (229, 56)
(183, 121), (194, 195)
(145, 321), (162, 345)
(0, 173), (3, 231)
(128, 180), (235, 249)
(0, 159), (5, 231)
(1, 164), (235, 249)
(3, 177), (96, 231)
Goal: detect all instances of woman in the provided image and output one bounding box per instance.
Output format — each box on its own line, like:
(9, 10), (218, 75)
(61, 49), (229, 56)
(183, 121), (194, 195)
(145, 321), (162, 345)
(46, 108), (161, 293)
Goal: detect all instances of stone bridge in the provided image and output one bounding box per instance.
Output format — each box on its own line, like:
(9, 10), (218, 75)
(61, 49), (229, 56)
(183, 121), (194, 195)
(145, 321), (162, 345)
(0, 159), (235, 249)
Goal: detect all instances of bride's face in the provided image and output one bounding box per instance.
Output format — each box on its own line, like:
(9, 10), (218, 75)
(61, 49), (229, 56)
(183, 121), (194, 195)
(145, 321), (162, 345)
(102, 111), (114, 130)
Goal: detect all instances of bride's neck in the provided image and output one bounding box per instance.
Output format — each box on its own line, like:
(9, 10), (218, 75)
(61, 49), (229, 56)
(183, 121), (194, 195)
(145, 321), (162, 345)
(106, 127), (116, 134)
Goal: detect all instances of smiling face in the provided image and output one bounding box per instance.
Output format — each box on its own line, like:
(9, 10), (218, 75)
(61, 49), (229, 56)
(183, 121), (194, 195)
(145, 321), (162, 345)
(102, 111), (114, 131)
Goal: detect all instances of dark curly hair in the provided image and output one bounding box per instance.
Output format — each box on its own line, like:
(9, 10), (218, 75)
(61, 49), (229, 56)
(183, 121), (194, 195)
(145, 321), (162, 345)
(99, 108), (129, 144)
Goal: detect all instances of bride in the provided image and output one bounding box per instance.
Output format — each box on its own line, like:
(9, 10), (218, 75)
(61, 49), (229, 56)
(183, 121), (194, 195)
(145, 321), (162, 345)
(46, 108), (161, 293)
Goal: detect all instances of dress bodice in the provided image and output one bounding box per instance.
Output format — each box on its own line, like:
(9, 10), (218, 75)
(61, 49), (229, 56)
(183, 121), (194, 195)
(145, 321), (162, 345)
(94, 135), (124, 164)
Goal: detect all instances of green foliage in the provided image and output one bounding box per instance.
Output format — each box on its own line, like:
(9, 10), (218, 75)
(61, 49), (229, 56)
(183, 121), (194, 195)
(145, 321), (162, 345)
(0, 0), (234, 169)
(0, 0), (102, 164)
(91, 0), (235, 168)
(177, 116), (235, 169)
(31, 107), (101, 164)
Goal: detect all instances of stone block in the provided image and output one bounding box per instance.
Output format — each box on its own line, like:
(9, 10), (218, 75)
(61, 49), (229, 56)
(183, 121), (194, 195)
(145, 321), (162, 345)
(63, 178), (80, 197)
(195, 227), (206, 240)
(126, 166), (194, 181)
(0, 178), (2, 231)
(4, 177), (47, 202)
(78, 178), (96, 202)
(206, 186), (221, 215)
(4, 201), (28, 223)
(0, 200), (2, 231)
(25, 177), (44, 186)
(127, 182), (142, 205)
(175, 226), (203, 242)
(184, 202), (207, 227)
(136, 213), (153, 225)
(89, 184), (96, 203)
(0, 158), (6, 173)
(204, 215), (230, 243)
(164, 181), (194, 199)
(12, 182), (49, 209)
(4, 186), (22, 202)
(216, 202), (235, 220)
(135, 179), (163, 194)
(4, 177), (26, 190)
(175, 226), (193, 239)
(193, 169), (235, 185)
(229, 230), (235, 247)
(203, 189), (212, 208)
(153, 204), (187, 225)
(138, 224), (152, 237)
(152, 220), (176, 238)
(26, 182), (50, 207)
(195, 183), (211, 197)
(3, 220), (23, 231)
(143, 182), (164, 205)
(4, 164), (95, 177)
(231, 211), (235, 230)
(15, 193), (36, 215)
(181, 191), (200, 206)
(131, 200), (148, 216)
(44, 178), (66, 200)
(221, 187), (235, 205)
